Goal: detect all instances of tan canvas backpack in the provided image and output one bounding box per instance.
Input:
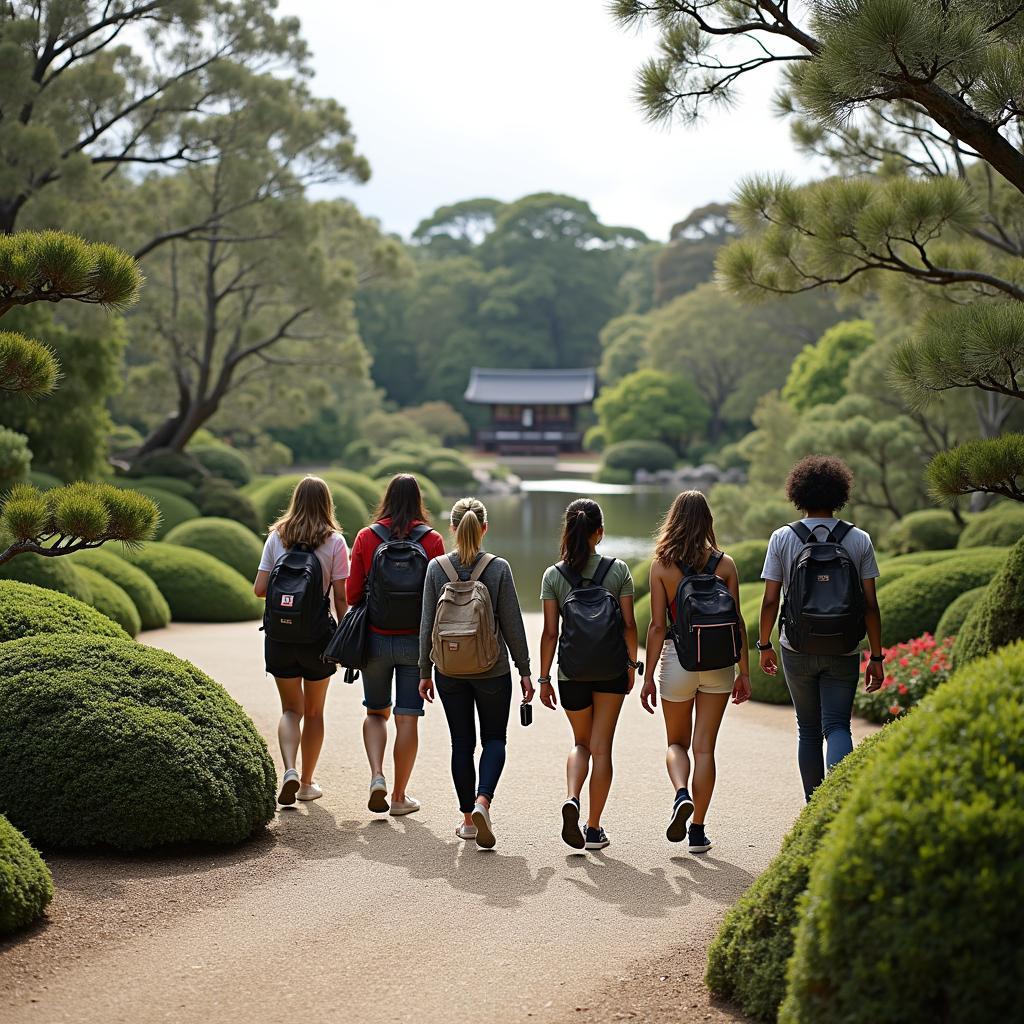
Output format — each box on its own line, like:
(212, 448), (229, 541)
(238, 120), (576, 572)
(430, 553), (500, 677)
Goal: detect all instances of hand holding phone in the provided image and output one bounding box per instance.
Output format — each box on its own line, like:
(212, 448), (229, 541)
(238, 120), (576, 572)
(520, 701), (533, 727)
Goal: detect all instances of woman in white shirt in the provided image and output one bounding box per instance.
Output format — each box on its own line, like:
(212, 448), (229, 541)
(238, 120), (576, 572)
(254, 476), (349, 805)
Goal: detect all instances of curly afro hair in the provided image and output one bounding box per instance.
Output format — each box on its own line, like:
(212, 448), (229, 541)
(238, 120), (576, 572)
(786, 456), (853, 513)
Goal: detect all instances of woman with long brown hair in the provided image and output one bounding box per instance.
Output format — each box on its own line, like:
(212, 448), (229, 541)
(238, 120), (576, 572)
(254, 475), (350, 805)
(640, 491), (750, 853)
(346, 474), (445, 817)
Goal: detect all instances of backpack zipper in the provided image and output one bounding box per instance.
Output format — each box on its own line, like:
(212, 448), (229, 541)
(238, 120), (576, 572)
(690, 621), (739, 662)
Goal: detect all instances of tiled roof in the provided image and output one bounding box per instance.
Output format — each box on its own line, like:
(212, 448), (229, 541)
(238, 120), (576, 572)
(464, 367), (597, 405)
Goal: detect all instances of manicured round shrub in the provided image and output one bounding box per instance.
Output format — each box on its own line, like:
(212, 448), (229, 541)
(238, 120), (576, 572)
(0, 552), (92, 603)
(0, 813), (53, 935)
(26, 469), (62, 490)
(880, 508), (962, 554)
(0, 634), (276, 850)
(780, 642), (1024, 1024)
(0, 580), (128, 643)
(707, 730), (892, 1021)
(193, 478), (261, 534)
(113, 475), (197, 499)
(729, 539), (769, 584)
(886, 545), (1004, 567)
(322, 468), (384, 510)
(372, 474), (446, 515)
(955, 536), (1024, 667)
(341, 438), (375, 470)
(126, 447), (206, 486)
(120, 543), (262, 622)
(878, 550), (1005, 646)
(874, 560), (924, 591)
(631, 556), (653, 601)
(72, 548), (171, 630)
(634, 591), (652, 643)
(601, 439), (677, 474)
(936, 586), (987, 640)
(164, 517), (265, 580)
(425, 454), (475, 491)
(957, 505), (1024, 549)
(118, 485), (200, 539)
(74, 565), (141, 636)
(250, 475), (368, 536)
(746, 618), (791, 704)
(190, 443), (253, 487)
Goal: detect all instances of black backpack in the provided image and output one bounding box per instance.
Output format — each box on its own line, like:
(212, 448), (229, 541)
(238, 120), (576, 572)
(555, 557), (628, 681)
(671, 551), (741, 672)
(264, 544), (332, 644)
(366, 523), (432, 631)
(782, 521), (866, 655)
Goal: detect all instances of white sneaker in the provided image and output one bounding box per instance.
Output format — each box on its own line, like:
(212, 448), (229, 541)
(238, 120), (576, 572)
(277, 768), (300, 806)
(389, 796), (420, 816)
(471, 802), (496, 849)
(297, 782), (322, 801)
(456, 823), (478, 840)
(368, 775), (389, 813)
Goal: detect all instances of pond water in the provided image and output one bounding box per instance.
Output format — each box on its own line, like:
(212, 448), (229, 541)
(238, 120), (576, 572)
(480, 479), (680, 611)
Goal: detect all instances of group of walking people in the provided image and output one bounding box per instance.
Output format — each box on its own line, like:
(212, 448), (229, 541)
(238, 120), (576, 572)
(254, 455), (885, 855)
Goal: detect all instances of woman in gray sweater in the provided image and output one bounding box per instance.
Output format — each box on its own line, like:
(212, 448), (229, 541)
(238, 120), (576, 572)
(418, 497), (534, 849)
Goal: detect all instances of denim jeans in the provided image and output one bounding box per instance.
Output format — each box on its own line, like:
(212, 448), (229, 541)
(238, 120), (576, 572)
(435, 671), (512, 813)
(781, 649), (860, 801)
(361, 632), (423, 716)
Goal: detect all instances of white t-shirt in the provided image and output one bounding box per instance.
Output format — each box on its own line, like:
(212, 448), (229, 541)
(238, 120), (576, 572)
(258, 531), (350, 595)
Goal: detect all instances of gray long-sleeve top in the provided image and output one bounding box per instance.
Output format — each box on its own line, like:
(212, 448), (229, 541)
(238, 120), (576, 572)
(418, 550), (531, 678)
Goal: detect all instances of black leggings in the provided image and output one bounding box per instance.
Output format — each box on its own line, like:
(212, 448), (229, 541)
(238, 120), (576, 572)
(435, 671), (513, 813)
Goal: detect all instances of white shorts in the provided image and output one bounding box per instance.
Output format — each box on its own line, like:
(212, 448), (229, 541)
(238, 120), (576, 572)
(657, 641), (735, 702)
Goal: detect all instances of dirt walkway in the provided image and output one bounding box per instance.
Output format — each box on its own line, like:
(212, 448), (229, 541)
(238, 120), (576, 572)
(0, 618), (873, 1023)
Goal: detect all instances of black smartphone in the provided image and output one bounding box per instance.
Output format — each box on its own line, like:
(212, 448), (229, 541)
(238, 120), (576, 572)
(520, 701), (533, 727)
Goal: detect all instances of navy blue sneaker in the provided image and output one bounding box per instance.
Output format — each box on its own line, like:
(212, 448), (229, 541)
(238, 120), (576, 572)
(667, 789), (694, 843)
(584, 826), (610, 850)
(688, 823), (712, 854)
(561, 797), (585, 850)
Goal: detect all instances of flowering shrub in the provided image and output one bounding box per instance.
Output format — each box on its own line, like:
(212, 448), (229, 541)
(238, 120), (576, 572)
(854, 633), (954, 723)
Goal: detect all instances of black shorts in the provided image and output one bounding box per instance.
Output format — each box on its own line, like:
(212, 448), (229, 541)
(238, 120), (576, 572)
(265, 636), (336, 681)
(558, 674), (629, 712)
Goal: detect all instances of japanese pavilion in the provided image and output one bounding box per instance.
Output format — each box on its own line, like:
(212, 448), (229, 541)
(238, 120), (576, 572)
(464, 367), (597, 454)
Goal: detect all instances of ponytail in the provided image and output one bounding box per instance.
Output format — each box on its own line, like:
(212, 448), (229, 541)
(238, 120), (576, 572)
(560, 498), (603, 574)
(450, 497), (487, 565)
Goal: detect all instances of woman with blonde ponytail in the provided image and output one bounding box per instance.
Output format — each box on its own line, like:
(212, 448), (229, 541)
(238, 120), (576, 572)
(418, 497), (533, 849)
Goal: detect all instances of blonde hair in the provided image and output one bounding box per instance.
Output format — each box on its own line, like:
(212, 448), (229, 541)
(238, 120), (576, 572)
(270, 475), (341, 549)
(654, 490), (718, 572)
(450, 497), (487, 565)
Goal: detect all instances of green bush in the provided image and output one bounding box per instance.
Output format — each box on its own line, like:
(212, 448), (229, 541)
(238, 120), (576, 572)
(594, 466), (633, 485)
(425, 455), (476, 491)
(117, 485), (200, 539)
(955, 536), (1024, 667)
(601, 439), (677, 474)
(250, 475), (368, 536)
(0, 552), (92, 603)
(113, 475), (197, 499)
(746, 618), (791, 704)
(26, 469), (62, 490)
(0, 580), (128, 643)
(780, 643), (1024, 1024)
(164, 517), (264, 580)
(120, 543), (262, 622)
(634, 591), (652, 642)
(0, 425), (31, 492)
(72, 548), (171, 630)
(74, 566), (141, 636)
(936, 586), (988, 640)
(878, 550), (1005, 646)
(957, 505), (1024, 549)
(874, 560), (925, 590)
(631, 556), (654, 601)
(190, 443), (253, 487)
(368, 448), (475, 494)
(880, 508), (962, 554)
(707, 731), (891, 1021)
(341, 438), (375, 470)
(729, 539), (769, 584)
(323, 468), (384, 510)
(193, 478), (261, 534)
(126, 447), (206, 486)
(0, 634), (276, 850)
(372, 474), (446, 516)
(0, 813), (53, 935)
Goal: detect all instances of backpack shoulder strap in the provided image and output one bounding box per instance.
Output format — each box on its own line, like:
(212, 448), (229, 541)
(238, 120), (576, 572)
(592, 556), (614, 588)
(705, 550), (724, 574)
(787, 521), (813, 545)
(436, 554), (459, 584)
(408, 523), (432, 544)
(369, 523), (390, 544)
(829, 520), (855, 545)
(555, 560), (583, 590)
(469, 552), (496, 582)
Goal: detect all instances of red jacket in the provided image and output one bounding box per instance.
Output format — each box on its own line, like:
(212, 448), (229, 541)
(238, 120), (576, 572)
(346, 517), (445, 634)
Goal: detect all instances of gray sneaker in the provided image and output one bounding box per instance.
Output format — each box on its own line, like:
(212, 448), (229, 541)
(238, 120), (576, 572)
(368, 774), (389, 813)
(277, 768), (300, 806)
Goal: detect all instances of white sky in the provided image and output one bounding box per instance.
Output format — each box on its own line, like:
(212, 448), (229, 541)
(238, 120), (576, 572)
(279, 0), (820, 242)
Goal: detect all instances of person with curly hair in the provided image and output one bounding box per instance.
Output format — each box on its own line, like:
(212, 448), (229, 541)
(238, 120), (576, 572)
(757, 456), (884, 801)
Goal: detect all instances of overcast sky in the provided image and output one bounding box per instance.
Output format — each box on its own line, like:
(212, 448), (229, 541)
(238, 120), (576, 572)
(279, 1), (818, 242)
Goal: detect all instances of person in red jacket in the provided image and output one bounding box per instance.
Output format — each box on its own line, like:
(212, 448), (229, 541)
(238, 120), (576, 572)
(347, 474), (444, 817)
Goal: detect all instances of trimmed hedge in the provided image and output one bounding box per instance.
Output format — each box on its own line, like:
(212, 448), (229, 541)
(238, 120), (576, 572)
(114, 475), (197, 499)
(73, 548), (171, 630)
(121, 485), (200, 539)
(0, 813), (53, 935)
(75, 565), (141, 636)
(26, 469), (62, 490)
(0, 551), (92, 603)
(190, 444), (252, 487)
(126, 448), (206, 486)
(0, 635), (276, 850)
(631, 556), (653, 602)
(780, 642), (1024, 1023)
(0, 580), (129, 643)
(634, 591), (652, 643)
(165, 517), (264, 580)
(746, 617), (791, 704)
(955, 537), (1024, 667)
(322, 468), (384, 510)
(729, 539), (769, 584)
(878, 550), (1005, 646)
(250, 475), (368, 536)
(707, 730), (891, 1021)
(601, 439), (677, 474)
(193, 478), (261, 534)
(120, 543), (262, 622)
(874, 560), (924, 591)
(957, 505), (1024, 549)
(372, 474), (447, 516)
(880, 508), (962, 554)
(936, 586), (987, 640)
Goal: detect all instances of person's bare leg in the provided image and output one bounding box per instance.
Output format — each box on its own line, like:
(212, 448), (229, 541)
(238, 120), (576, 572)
(663, 697), (695, 791)
(299, 677), (331, 784)
(392, 715), (419, 802)
(363, 708), (390, 777)
(564, 706), (594, 801)
(691, 691), (730, 824)
(275, 677), (304, 771)
(586, 693), (625, 830)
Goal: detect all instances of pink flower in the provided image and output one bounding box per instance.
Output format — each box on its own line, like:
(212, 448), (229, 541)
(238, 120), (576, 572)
(898, 683), (909, 695)
(889, 704), (902, 716)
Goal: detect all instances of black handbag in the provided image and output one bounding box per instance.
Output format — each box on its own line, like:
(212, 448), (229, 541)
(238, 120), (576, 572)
(323, 600), (368, 678)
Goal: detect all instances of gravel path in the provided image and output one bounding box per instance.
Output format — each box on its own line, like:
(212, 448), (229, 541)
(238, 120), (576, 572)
(0, 617), (874, 1023)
